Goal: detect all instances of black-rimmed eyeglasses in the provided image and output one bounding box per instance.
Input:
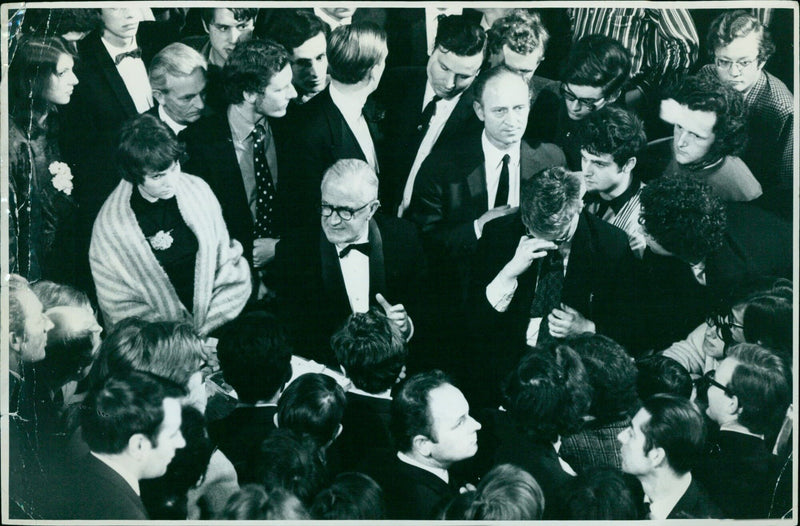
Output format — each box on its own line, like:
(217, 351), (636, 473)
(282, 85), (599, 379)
(560, 83), (606, 111)
(694, 370), (735, 397)
(320, 201), (373, 221)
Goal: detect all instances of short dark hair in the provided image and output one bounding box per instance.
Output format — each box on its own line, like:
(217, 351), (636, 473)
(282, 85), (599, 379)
(726, 343), (791, 436)
(487, 10), (548, 56)
(115, 114), (184, 185)
(467, 463), (545, 520)
(471, 65), (529, 104)
(565, 334), (639, 423)
(562, 34), (630, 98)
(390, 369), (451, 453)
(741, 279), (793, 356)
(81, 371), (186, 454)
(640, 394), (706, 475)
(30, 280), (91, 311)
(576, 106), (647, 167)
(266, 10), (328, 53)
(222, 484), (309, 520)
(254, 428), (326, 505)
(200, 7), (258, 26)
(310, 472), (385, 520)
(636, 355), (693, 400)
(707, 10), (775, 64)
(331, 308), (407, 394)
(667, 73), (747, 159)
(223, 38), (290, 105)
(434, 14), (486, 57)
(327, 22), (387, 84)
(520, 167), (583, 238)
(217, 311), (292, 404)
(277, 373), (346, 448)
(87, 317), (207, 390)
(560, 466), (640, 520)
(639, 174), (727, 262)
(503, 346), (589, 443)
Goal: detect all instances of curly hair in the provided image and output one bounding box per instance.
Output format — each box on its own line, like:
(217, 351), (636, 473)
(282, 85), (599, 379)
(576, 106), (647, 166)
(222, 38), (289, 105)
(487, 9), (549, 56)
(639, 174), (727, 262)
(668, 72), (747, 159)
(706, 10), (775, 64)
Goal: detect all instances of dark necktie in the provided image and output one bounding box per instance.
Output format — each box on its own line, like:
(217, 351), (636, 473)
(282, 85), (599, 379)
(338, 242), (370, 258)
(493, 154), (510, 208)
(252, 123), (277, 239)
(114, 47), (142, 65)
(417, 95), (441, 133)
(530, 249), (565, 345)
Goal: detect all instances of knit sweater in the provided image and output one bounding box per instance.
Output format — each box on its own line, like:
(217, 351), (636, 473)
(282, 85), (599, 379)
(90, 172), (251, 336)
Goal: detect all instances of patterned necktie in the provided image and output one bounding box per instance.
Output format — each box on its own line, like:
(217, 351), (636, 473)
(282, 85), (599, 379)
(252, 123), (277, 238)
(494, 154), (510, 208)
(417, 95), (441, 133)
(114, 47), (142, 65)
(530, 249), (565, 344)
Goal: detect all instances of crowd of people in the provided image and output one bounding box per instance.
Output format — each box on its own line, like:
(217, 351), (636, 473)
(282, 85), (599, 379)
(4, 5), (795, 521)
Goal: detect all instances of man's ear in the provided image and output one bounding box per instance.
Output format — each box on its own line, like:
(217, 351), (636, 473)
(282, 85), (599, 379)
(473, 100), (485, 122)
(646, 446), (666, 468)
(729, 394), (742, 416)
(365, 200), (380, 221)
(128, 433), (149, 460)
(152, 89), (166, 107)
(412, 434), (432, 457)
(622, 156), (637, 175)
(8, 331), (22, 352)
(243, 91), (258, 105)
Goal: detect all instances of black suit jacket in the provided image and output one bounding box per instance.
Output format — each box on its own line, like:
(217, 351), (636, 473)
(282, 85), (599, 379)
(269, 215), (426, 366)
(207, 405), (277, 484)
(278, 87), (384, 234)
(331, 392), (393, 476)
(380, 457), (457, 520)
(47, 453), (148, 520)
(667, 478), (724, 519)
(375, 67), (482, 211)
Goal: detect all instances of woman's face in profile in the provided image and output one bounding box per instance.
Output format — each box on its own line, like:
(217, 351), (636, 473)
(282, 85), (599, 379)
(43, 53), (79, 106)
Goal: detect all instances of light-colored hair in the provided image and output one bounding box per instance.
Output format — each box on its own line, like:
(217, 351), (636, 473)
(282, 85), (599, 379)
(328, 22), (387, 84)
(149, 42), (207, 92)
(321, 159), (379, 202)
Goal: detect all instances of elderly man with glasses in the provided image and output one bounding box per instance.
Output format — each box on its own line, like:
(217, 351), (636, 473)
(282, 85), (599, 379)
(269, 159), (427, 368)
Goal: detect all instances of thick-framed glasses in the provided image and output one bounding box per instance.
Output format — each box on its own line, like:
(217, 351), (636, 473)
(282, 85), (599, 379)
(706, 313), (744, 344)
(560, 83), (605, 111)
(694, 369), (735, 397)
(714, 56), (758, 72)
(320, 201), (373, 221)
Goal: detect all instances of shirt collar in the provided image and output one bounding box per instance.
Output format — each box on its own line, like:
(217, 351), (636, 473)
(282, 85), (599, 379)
(481, 130), (521, 171)
(335, 230), (369, 254)
(101, 35), (139, 57)
(91, 451), (141, 496)
(227, 104), (265, 144)
(397, 451), (449, 484)
(158, 105), (186, 134)
(647, 472), (693, 520)
(348, 385), (392, 400)
(423, 80), (462, 108)
(599, 178), (641, 214)
(329, 82), (370, 122)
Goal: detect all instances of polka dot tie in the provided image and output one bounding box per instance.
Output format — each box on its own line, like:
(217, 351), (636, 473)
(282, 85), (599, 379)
(252, 123), (277, 238)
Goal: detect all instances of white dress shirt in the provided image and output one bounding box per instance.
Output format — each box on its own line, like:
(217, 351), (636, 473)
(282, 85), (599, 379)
(158, 105), (186, 135)
(398, 83), (462, 216)
(335, 232), (371, 314)
(101, 37), (152, 113)
(329, 82), (379, 173)
(397, 451), (449, 484)
(425, 7), (463, 55)
(473, 131), (521, 238)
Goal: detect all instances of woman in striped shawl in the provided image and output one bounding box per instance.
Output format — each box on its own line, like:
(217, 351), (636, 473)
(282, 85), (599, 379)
(90, 114), (251, 336)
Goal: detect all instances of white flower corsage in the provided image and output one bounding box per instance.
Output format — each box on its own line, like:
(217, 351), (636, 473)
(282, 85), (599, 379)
(49, 161), (73, 195)
(149, 230), (174, 251)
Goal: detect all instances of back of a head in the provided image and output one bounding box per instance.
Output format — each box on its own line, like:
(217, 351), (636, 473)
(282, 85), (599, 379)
(390, 369), (451, 454)
(217, 311), (292, 404)
(222, 484), (310, 520)
(254, 428), (326, 505)
(565, 334), (639, 423)
(639, 174), (727, 262)
(310, 472), (386, 520)
(327, 22), (387, 85)
(222, 38), (290, 105)
(264, 9), (328, 52)
(467, 464), (545, 520)
(487, 9), (549, 57)
(30, 280), (92, 311)
(87, 317), (206, 391)
(740, 279), (793, 357)
(563, 34), (630, 97)
(331, 308), (407, 394)
(81, 370), (187, 455)
(636, 354), (693, 400)
(640, 394), (706, 475)
(520, 167), (583, 238)
(434, 14), (486, 57)
(726, 343), (791, 436)
(576, 106), (647, 167)
(560, 466), (640, 520)
(277, 373), (346, 448)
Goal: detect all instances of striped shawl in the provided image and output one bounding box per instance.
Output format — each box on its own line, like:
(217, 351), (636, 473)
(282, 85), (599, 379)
(90, 172), (251, 336)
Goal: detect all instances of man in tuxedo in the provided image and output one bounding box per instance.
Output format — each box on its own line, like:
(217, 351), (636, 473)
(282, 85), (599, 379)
(694, 344), (791, 519)
(377, 14), (486, 215)
(637, 174), (792, 351)
(278, 22), (388, 235)
(147, 42), (207, 135)
(47, 372), (187, 520)
(180, 39), (296, 288)
(618, 394), (723, 519)
(382, 370), (481, 519)
(270, 159), (426, 367)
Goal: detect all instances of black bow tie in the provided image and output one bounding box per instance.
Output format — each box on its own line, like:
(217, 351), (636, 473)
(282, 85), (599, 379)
(338, 242), (370, 258)
(114, 47), (142, 65)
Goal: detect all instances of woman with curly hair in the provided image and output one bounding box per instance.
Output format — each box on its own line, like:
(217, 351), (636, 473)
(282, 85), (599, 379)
(8, 36), (79, 281)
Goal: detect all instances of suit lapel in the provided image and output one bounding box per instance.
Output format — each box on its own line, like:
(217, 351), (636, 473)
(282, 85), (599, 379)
(466, 160), (489, 216)
(319, 230), (352, 318)
(86, 34), (139, 118)
(562, 212), (594, 315)
(322, 89), (368, 162)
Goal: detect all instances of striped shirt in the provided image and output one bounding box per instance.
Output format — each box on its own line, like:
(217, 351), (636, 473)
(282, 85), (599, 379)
(568, 8), (699, 90)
